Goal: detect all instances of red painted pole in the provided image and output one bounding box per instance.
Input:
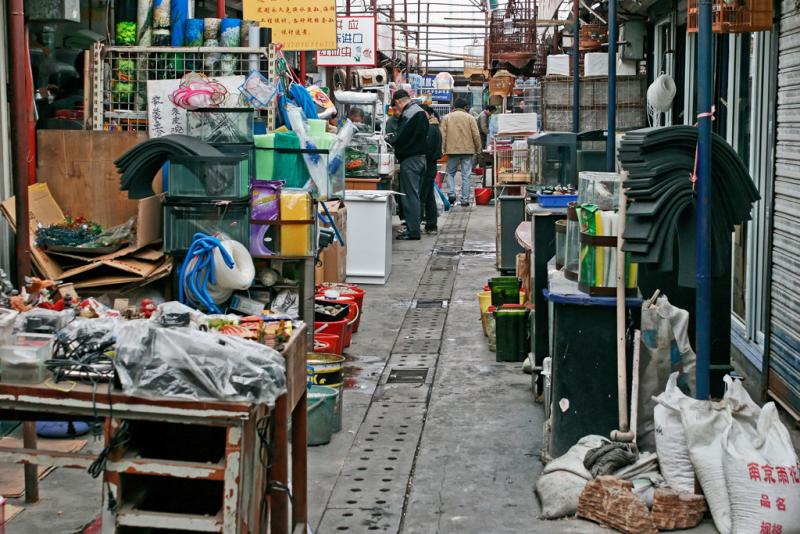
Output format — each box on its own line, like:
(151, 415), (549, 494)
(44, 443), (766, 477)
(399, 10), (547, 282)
(300, 52), (307, 83)
(9, 0), (32, 287)
(217, 0), (225, 18)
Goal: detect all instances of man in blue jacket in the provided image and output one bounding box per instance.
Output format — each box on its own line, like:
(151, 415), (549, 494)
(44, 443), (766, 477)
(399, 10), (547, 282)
(387, 89), (429, 240)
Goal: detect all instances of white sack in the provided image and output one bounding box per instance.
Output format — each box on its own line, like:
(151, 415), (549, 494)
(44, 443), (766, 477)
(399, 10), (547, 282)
(639, 295), (697, 450)
(653, 373), (698, 494)
(723, 402), (800, 534)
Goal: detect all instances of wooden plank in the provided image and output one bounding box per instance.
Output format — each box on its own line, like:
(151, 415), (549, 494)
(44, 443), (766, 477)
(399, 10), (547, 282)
(116, 506), (223, 531)
(283, 325), (309, 411)
(36, 130), (157, 228)
(0, 446), (97, 469)
(107, 451), (226, 481)
(223, 426), (243, 534)
(291, 389), (308, 528)
(269, 394), (290, 534)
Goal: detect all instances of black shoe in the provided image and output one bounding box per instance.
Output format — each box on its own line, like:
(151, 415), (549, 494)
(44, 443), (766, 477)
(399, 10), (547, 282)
(460, 200), (470, 207)
(448, 196), (456, 205)
(424, 226), (438, 235)
(396, 232), (421, 240)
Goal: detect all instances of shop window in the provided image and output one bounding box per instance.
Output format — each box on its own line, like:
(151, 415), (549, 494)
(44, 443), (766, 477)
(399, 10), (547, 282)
(728, 30), (776, 365)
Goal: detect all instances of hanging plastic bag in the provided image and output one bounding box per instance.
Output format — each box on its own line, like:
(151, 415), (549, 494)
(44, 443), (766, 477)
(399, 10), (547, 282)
(434, 186), (445, 215)
(327, 119), (358, 175)
(284, 102), (328, 197)
(638, 295), (697, 451)
(723, 402), (800, 534)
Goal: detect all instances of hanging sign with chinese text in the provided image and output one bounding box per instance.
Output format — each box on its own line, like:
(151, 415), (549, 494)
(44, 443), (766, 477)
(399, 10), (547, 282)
(316, 16), (377, 67)
(243, 0), (337, 51)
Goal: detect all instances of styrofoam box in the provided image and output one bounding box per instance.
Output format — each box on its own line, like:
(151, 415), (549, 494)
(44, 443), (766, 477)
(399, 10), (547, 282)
(546, 54), (570, 77)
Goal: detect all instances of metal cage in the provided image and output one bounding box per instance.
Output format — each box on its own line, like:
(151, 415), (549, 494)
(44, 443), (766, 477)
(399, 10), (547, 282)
(91, 44), (276, 131)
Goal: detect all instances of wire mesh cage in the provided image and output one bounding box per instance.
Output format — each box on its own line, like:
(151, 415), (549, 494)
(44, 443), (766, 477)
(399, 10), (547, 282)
(493, 136), (532, 184)
(91, 44), (276, 131)
(687, 0), (773, 33)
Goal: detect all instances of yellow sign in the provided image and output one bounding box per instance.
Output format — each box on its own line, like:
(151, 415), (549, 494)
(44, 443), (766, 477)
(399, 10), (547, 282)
(244, 0), (337, 51)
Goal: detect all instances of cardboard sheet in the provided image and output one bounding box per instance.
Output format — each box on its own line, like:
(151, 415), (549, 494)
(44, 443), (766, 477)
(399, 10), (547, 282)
(1, 184), (168, 288)
(0, 437), (86, 498)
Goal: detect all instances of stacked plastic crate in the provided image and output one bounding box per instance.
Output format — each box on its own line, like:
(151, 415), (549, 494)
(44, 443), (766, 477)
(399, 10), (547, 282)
(163, 108), (255, 255)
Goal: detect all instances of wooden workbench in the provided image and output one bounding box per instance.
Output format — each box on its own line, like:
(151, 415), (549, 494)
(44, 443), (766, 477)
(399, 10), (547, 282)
(0, 325), (308, 534)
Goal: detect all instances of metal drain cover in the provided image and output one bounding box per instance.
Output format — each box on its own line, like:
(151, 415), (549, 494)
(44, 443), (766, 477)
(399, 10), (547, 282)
(414, 299), (448, 309)
(387, 368), (429, 383)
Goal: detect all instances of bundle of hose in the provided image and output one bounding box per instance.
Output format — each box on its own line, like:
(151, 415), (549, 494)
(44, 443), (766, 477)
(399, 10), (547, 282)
(179, 234), (255, 313)
(115, 134), (225, 199)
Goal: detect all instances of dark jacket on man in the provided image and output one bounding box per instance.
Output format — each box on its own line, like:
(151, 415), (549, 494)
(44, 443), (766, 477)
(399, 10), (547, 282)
(390, 102), (429, 160)
(426, 118), (443, 166)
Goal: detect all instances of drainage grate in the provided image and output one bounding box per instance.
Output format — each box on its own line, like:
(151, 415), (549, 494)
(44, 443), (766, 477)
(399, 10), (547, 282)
(413, 299), (448, 309)
(386, 368), (429, 384)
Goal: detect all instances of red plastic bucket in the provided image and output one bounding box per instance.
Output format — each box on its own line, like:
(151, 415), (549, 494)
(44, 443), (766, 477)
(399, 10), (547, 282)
(314, 330), (344, 355)
(316, 296), (359, 345)
(313, 338), (333, 354)
(315, 320), (349, 353)
(475, 187), (492, 205)
(317, 283), (366, 332)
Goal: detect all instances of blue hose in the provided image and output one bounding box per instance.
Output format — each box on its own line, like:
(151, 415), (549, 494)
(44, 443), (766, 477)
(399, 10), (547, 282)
(178, 233), (235, 314)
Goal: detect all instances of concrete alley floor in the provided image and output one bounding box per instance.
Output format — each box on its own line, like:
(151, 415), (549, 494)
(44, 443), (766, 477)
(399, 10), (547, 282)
(308, 204), (721, 534)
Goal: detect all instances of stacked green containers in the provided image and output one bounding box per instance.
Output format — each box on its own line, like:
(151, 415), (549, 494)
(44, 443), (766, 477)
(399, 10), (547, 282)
(488, 277), (521, 306)
(494, 304), (530, 362)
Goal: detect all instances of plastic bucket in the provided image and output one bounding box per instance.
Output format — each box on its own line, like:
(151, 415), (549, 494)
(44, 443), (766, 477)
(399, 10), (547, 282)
(307, 385), (338, 446)
(306, 353), (345, 387)
(316, 295), (359, 346)
(486, 305), (497, 351)
(494, 304), (530, 362)
(475, 187), (492, 205)
(315, 319), (349, 353)
(316, 283), (365, 332)
(315, 331), (343, 355)
(478, 291), (492, 336)
(313, 338), (333, 353)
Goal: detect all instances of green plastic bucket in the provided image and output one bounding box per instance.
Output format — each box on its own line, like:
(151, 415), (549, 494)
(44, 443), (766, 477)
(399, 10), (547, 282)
(494, 304), (530, 362)
(307, 385), (339, 446)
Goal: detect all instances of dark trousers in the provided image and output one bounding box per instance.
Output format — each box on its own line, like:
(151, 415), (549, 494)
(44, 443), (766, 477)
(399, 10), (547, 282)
(398, 155), (426, 237)
(420, 160), (438, 229)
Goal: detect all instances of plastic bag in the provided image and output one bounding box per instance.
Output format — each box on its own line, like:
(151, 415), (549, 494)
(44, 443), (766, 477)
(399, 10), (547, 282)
(638, 295), (697, 451)
(723, 402), (800, 534)
(114, 321), (286, 406)
(284, 103), (328, 196)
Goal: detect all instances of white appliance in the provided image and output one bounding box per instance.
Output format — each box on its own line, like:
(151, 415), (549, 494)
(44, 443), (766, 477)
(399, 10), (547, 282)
(345, 190), (395, 285)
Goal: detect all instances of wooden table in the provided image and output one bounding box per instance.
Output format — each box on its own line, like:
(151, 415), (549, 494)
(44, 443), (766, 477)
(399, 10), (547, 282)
(0, 326), (308, 534)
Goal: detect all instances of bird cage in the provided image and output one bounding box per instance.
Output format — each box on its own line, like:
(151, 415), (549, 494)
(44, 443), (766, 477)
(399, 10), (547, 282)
(493, 136), (532, 184)
(687, 0), (773, 33)
(464, 40), (485, 79)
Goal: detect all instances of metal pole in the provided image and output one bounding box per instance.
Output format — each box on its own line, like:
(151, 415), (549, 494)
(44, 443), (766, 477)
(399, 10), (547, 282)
(607, 0), (617, 171)
(425, 3), (431, 74)
(572, 0), (580, 133)
(217, 0), (225, 18)
(695, 0), (713, 400)
(404, 0), (409, 81)
(9, 0), (31, 288)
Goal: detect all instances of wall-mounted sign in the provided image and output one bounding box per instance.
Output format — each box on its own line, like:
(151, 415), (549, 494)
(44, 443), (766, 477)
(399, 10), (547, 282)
(317, 16), (377, 67)
(244, 0), (337, 51)
(430, 90), (452, 103)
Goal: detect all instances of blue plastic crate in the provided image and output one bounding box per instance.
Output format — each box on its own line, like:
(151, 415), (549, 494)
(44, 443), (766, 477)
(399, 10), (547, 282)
(537, 194), (578, 208)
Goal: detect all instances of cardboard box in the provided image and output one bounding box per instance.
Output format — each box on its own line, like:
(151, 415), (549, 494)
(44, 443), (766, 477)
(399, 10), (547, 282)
(1, 183), (170, 289)
(318, 200), (347, 283)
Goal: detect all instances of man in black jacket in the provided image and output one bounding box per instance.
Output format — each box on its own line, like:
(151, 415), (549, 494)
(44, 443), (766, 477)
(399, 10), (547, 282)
(387, 89), (428, 240)
(419, 104), (442, 234)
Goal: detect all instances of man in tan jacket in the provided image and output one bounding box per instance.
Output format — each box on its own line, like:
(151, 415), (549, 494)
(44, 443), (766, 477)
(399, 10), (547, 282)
(441, 99), (482, 206)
